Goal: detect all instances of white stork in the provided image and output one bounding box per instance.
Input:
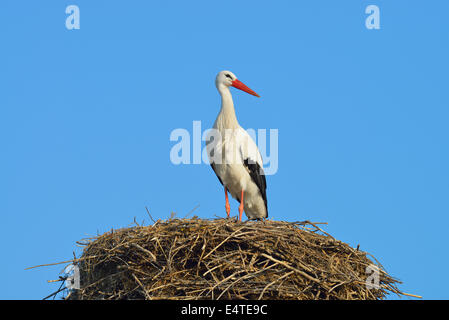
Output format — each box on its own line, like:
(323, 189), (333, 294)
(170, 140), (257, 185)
(206, 70), (268, 221)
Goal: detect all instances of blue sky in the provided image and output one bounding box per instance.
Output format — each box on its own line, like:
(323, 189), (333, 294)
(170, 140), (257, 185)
(1, 0), (448, 299)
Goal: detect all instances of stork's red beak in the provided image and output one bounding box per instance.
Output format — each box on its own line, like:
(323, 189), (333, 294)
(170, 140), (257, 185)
(231, 79), (260, 97)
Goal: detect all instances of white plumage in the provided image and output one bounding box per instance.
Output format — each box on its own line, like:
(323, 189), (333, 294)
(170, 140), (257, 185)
(206, 71), (268, 221)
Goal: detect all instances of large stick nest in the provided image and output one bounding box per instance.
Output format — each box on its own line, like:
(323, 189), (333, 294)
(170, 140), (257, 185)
(65, 217), (406, 300)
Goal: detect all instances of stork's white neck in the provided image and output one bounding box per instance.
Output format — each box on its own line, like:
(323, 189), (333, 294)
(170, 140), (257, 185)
(216, 84), (240, 130)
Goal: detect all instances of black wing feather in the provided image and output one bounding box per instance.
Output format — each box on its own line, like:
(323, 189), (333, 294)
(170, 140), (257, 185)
(243, 159), (268, 215)
(210, 163), (223, 186)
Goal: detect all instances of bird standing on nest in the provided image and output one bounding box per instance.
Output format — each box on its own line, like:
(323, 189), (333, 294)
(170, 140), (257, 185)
(206, 71), (268, 221)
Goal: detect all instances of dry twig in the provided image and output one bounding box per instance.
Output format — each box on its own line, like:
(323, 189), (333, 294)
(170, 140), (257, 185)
(32, 218), (417, 300)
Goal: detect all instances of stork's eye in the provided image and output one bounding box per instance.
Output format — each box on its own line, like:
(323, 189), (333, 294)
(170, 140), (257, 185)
(225, 74), (233, 80)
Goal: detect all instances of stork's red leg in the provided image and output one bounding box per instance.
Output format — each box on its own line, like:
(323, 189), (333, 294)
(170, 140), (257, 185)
(224, 187), (231, 218)
(238, 190), (244, 221)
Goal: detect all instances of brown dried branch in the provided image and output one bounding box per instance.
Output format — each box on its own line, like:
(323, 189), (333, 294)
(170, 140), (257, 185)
(34, 218), (418, 300)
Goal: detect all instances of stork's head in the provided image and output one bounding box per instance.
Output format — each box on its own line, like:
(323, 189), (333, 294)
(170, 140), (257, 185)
(215, 70), (260, 97)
